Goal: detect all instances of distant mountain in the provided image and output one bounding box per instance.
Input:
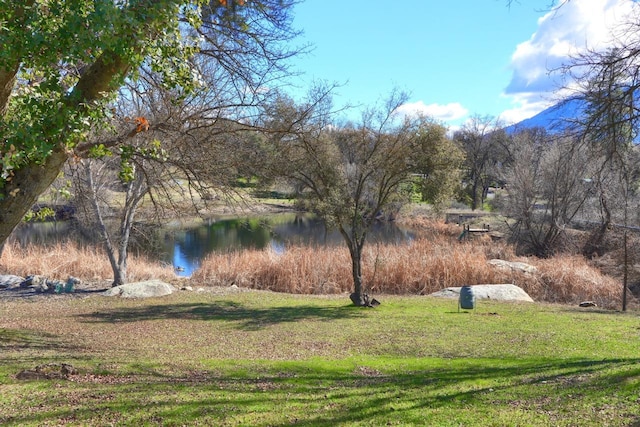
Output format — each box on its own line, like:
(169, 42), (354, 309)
(505, 98), (585, 134)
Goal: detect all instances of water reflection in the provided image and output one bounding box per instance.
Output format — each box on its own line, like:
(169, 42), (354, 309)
(11, 221), (77, 246)
(164, 214), (414, 276)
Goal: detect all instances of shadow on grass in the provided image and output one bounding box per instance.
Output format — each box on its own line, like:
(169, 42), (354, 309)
(0, 329), (80, 352)
(75, 301), (365, 330)
(0, 328), (87, 377)
(3, 357), (639, 426)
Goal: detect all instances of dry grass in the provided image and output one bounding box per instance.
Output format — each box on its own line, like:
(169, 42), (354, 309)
(535, 255), (622, 307)
(191, 220), (627, 309)
(0, 242), (177, 284)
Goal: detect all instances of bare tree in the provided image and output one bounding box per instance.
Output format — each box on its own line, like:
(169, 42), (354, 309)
(502, 131), (593, 257)
(72, 155), (149, 287)
(264, 89), (425, 306)
(68, 75), (273, 286)
(562, 37), (640, 309)
(454, 115), (509, 210)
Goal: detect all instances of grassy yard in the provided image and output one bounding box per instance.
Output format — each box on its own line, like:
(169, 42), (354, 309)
(0, 290), (639, 426)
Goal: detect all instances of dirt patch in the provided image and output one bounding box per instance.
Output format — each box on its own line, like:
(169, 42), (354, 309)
(16, 363), (78, 380)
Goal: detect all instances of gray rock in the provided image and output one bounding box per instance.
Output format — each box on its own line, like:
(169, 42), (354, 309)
(487, 259), (538, 275)
(16, 275), (77, 294)
(0, 275), (25, 289)
(20, 275), (48, 291)
(430, 284), (534, 302)
(579, 301), (597, 307)
(103, 280), (176, 298)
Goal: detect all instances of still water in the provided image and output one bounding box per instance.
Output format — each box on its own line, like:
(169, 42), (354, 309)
(12, 213), (415, 276)
(163, 214), (415, 276)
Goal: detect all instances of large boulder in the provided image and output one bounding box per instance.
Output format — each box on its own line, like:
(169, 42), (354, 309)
(430, 284), (534, 302)
(103, 280), (176, 298)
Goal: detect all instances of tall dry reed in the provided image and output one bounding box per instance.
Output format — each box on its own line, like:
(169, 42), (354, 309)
(190, 237), (519, 296)
(0, 241), (177, 284)
(191, 228), (624, 308)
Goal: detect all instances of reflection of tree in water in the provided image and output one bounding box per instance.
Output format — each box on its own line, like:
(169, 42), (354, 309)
(274, 216), (414, 247)
(165, 214), (417, 272)
(172, 218), (273, 264)
(271, 215), (336, 246)
(11, 221), (77, 247)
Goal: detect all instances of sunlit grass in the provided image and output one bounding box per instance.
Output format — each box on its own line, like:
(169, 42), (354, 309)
(0, 291), (638, 426)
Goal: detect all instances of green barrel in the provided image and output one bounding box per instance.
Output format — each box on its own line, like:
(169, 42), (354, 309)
(459, 285), (475, 310)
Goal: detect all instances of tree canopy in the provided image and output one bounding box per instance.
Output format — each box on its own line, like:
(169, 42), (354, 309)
(0, 0), (299, 245)
(261, 89), (454, 305)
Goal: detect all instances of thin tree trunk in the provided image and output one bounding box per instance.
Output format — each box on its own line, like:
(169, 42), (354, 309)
(582, 191), (611, 257)
(349, 244), (365, 306)
(83, 161), (122, 286)
(113, 171), (147, 286)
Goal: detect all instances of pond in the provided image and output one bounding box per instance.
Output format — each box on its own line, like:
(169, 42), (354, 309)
(163, 213), (415, 276)
(11, 213), (415, 277)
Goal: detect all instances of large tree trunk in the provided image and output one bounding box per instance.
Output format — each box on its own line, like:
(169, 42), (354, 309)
(470, 179), (479, 211)
(0, 49), (132, 246)
(0, 148), (69, 244)
(0, 0), (173, 248)
(340, 225), (370, 307)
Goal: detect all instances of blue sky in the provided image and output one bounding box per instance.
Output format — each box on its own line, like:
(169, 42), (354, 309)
(286, 0), (639, 129)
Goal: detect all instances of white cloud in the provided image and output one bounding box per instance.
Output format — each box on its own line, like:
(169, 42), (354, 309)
(396, 100), (468, 122)
(504, 0), (638, 121)
(498, 94), (554, 125)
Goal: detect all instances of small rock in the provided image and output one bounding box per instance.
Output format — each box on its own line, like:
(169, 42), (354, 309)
(579, 301), (597, 307)
(181, 286), (193, 291)
(20, 275), (48, 291)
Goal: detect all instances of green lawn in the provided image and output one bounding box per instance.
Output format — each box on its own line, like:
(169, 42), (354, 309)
(1, 291), (639, 426)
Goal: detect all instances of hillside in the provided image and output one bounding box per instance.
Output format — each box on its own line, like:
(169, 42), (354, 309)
(505, 98), (584, 133)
